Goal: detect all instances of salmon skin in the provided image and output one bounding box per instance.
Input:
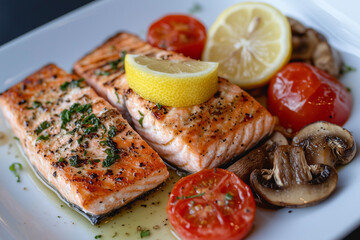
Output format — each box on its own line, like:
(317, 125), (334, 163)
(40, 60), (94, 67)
(74, 32), (276, 173)
(0, 64), (168, 224)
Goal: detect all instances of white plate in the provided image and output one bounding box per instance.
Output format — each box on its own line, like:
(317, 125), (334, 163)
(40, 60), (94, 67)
(0, 0), (359, 239)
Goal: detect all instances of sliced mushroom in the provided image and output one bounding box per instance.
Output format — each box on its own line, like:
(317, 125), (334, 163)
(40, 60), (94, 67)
(292, 121), (356, 167)
(312, 41), (342, 78)
(227, 132), (288, 185)
(287, 17), (342, 77)
(250, 145), (338, 207)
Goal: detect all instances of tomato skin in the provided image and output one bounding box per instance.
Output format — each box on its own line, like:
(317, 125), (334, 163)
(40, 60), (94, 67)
(167, 168), (255, 240)
(146, 14), (206, 60)
(267, 62), (353, 132)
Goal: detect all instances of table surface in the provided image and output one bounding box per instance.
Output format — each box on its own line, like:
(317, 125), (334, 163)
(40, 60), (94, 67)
(0, 0), (358, 239)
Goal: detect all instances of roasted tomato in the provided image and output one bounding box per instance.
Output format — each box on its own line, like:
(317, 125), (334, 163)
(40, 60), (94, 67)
(167, 168), (255, 240)
(146, 14), (206, 59)
(267, 62), (353, 132)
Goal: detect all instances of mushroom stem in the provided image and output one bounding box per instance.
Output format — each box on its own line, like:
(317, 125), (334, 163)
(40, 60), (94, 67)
(227, 132), (288, 184)
(250, 145), (338, 208)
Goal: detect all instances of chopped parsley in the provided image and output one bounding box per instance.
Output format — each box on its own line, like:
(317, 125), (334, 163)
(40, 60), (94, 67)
(108, 126), (117, 138)
(100, 137), (121, 168)
(95, 70), (110, 76)
(109, 51), (126, 70)
(114, 90), (120, 104)
(342, 64), (356, 73)
(140, 229), (150, 238)
(120, 51), (127, 60)
(110, 59), (121, 70)
(58, 158), (65, 162)
(13, 136), (20, 141)
(138, 111), (144, 128)
(77, 135), (85, 144)
(9, 162), (22, 182)
(69, 155), (81, 168)
(225, 193), (233, 201)
(176, 192), (205, 200)
(156, 103), (162, 109)
(60, 78), (85, 91)
(26, 101), (42, 109)
(94, 235), (102, 239)
(60, 103), (92, 129)
(36, 133), (50, 141)
(101, 125), (107, 139)
(35, 121), (51, 135)
(189, 3), (202, 14)
(102, 148), (120, 167)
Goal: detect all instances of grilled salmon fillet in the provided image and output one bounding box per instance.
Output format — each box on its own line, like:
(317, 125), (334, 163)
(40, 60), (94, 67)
(74, 32), (276, 173)
(0, 64), (168, 224)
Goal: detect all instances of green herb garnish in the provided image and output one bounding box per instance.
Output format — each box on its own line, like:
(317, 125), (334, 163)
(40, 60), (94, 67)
(69, 155), (81, 168)
(60, 78), (85, 91)
(9, 162), (22, 182)
(94, 235), (102, 239)
(58, 158), (65, 162)
(225, 193), (233, 201)
(36, 133), (50, 141)
(101, 125), (107, 139)
(35, 121), (51, 135)
(26, 101), (42, 109)
(60, 103), (93, 129)
(13, 136), (20, 141)
(114, 90), (120, 104)
(342, 64), (356, 73)
(176, 192), (205, 200)
(140, 230), (150, 238)
(77, 135), (85, 144)
(102, 151), (120, 167)
(110, 59), (121, 70)
(156, 103), (162, 110)
(95, 70), (110, 76)
(138, 111), (144, 128)
(120, 51), (127, 62)
(112, 232), (118, 238)
(189, 3), (202, 14)
(108, 125), (117, 138)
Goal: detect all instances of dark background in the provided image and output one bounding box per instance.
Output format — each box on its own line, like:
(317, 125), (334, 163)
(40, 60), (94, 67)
(0, 0), (359, 239)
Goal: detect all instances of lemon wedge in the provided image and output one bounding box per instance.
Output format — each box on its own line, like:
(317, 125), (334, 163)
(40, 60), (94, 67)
(202, 2), (292, 89)
(125, 54), (218, 107)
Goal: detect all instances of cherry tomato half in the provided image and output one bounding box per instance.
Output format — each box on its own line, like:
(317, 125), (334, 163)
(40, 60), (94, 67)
(267, 62), (353, 132)
(146, 14), (206, 60)
(167, 168), (255, 240)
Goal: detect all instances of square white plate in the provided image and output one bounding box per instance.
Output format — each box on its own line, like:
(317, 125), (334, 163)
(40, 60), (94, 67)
(1, 0), (359, 239)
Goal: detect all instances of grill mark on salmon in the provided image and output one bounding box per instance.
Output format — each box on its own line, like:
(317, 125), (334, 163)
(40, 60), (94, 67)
(74, 32), (276, 173)
(0, 64), (168, 224)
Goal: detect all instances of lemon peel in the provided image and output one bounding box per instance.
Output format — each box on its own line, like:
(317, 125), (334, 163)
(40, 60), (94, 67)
(125, 54), (219, 107)
(202, 2), (292, 89)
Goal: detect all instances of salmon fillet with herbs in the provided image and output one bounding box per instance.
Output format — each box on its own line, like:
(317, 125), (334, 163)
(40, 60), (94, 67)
(74, 32), (276, 173)
(0, 64), (169, 224)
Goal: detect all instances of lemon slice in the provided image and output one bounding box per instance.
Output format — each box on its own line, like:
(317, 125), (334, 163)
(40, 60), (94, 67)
(125, 54), (218, 107)
(202, 2), (291, 89)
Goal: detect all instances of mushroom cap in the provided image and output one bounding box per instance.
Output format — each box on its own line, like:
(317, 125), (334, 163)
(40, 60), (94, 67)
(287, 16), (342, 77)
(227, 132), (288, 184)
(250, 145), (338, 208)
(292, 121), (356, 167)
